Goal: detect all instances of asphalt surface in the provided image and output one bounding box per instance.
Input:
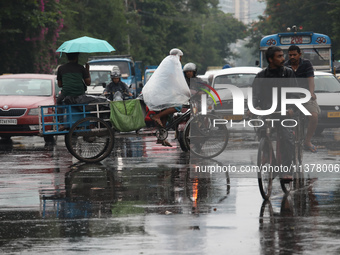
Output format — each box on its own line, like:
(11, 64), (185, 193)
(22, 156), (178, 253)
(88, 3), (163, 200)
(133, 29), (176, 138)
(1, 127), (340, 254)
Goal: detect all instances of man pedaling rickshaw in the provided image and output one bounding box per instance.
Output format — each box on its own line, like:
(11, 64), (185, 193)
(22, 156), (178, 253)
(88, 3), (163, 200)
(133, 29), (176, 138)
(141, 48), (191, 147)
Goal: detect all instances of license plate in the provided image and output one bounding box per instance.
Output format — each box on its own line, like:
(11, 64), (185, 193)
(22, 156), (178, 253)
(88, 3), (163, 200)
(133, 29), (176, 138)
(327, 112), (340, 118)
(0, 119), (17, 125)
(224, 115), (243, 121)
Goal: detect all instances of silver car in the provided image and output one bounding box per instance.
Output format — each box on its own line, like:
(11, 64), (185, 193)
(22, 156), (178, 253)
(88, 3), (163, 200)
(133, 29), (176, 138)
(313, 71), (340, 134)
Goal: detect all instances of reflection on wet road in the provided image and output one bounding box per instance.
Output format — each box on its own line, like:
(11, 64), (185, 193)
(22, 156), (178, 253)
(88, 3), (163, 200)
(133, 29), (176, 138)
(1, 128), (340, 254)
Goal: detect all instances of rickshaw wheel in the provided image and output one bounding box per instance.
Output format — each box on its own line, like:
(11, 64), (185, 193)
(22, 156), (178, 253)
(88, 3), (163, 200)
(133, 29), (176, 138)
(65, 117), (114, 163)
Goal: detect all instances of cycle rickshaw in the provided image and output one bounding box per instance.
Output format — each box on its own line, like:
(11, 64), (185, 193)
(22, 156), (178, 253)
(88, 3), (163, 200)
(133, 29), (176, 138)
(39, 94), (229, 163)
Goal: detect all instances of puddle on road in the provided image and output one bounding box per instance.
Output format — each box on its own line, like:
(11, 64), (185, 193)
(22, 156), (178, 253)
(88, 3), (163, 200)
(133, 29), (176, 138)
(1, 133), (340, 254)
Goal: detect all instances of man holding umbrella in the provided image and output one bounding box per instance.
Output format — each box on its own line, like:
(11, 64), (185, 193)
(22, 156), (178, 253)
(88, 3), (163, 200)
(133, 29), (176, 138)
(57, 52), (90, 103)
(56, 36), (115, 105)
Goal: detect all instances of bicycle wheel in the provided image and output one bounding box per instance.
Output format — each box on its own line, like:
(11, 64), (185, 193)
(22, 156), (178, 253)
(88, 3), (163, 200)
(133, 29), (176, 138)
(257, 137), (273, 200)
(280, 176), (293, 194)
(65, 117), (115, 163)
(259, 200), (274, 225)
(184, 114), (229, 158)
(282, 118), (305, 193)
(298, 116), (305, 165)
(178, 131), (189, 152)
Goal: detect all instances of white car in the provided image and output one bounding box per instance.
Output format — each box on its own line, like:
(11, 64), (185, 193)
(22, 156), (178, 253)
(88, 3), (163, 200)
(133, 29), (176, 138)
(210, 66), (262, 120)
(313, 71), (340, 134)
(87, 65), (119, 95)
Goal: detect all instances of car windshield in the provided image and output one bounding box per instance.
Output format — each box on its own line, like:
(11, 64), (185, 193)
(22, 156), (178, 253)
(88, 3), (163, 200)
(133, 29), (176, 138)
(213, 73), (256, 89)
(314, 75), (340, 93)
(91, 61), (130, 75)
(89, 71), (111, 86)
(0, 78), (52, 96)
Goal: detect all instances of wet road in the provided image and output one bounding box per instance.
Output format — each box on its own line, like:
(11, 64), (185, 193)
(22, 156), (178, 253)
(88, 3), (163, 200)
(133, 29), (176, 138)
(1, 127), (340, 254)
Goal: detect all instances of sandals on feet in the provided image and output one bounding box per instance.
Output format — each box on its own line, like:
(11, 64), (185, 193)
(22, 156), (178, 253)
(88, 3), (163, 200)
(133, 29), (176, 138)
(304, 144), (317, 153)
(162, 140), (172, 147)
(156, 139), (172, 147)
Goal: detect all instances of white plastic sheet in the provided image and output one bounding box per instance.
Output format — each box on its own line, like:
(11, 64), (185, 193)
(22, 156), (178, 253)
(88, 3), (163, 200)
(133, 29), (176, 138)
(142, 55), (190, 111)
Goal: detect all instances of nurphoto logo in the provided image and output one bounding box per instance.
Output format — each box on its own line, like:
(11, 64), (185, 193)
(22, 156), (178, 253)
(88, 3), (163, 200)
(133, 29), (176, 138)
(197, 79), (312, 128)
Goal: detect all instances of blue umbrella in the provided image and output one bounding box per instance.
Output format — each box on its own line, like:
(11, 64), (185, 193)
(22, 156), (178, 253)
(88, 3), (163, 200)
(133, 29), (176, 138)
(56, 36), (115, 53)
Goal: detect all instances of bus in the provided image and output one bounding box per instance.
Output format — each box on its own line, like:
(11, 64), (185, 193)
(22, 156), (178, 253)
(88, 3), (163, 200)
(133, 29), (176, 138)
(259, 31), (333, 72)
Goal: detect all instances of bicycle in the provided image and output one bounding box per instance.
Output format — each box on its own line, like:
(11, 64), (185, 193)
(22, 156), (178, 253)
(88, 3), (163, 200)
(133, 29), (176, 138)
(150, 93), (229, 158)
(257, 111), (304, 200)
(182, 95), (229, 158)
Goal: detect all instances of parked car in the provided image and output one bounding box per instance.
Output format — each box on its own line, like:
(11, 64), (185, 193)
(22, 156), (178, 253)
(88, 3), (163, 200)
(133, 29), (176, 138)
(211, 66), (262, 120)
(313, 71), (340, 134)
(0, 74), (60, 143)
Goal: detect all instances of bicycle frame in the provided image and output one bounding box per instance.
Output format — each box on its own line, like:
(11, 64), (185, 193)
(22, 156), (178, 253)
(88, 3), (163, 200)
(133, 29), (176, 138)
(155, 93), (201, 141)
(155, 107), (191, 141)
(258, 111), (305, 199)
(267, 120), (279, 163)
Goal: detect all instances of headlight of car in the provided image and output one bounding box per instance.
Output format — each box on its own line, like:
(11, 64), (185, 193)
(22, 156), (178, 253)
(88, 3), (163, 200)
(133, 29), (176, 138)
(28, 108), (48, 115)
(207, 97), (214, 110)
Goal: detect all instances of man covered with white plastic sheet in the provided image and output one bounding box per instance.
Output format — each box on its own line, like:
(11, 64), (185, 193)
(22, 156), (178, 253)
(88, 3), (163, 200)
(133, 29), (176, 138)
(141, 48), (190, 146)
(142, 49), (190, 123)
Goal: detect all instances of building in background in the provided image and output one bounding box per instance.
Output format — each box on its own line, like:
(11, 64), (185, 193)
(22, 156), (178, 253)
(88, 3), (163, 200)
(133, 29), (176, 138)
(219, 0), (265, 24)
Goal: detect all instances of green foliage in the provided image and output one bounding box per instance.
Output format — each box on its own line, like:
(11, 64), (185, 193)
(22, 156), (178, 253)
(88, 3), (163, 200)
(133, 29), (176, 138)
(0, 0), (62, 74)
(0, 0), (246, 74)
(56, 0), (127, 66)
(129, 0), (246, 73)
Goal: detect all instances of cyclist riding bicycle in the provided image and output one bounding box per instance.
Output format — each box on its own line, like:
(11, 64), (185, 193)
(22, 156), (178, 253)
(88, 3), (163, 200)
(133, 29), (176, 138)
(142, 48), (190, 146)
(251, 46), (299, 179)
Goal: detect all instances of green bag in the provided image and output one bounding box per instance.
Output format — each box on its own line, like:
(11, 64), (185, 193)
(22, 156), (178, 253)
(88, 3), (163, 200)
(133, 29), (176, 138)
(110, 99), (146, 132)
